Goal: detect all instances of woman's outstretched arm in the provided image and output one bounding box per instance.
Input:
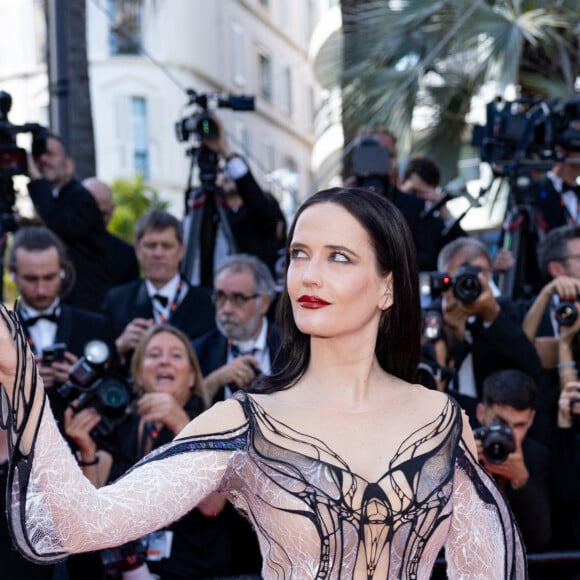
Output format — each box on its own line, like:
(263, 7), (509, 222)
(0, 305), (247, 563)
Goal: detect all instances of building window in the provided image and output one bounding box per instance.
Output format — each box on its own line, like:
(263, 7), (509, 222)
(264, 138), (276, 172)
(305, 0), (318, 46)
(108, 0), (143, 55)
(233, 121), (251, 157)
(231, 23), (245, 86)
(131, 96), (149, 179)
(281, 66), (293, 117)
(258, 53), (273, 102)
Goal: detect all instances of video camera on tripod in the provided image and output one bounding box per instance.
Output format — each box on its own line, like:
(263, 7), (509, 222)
(176, 89), (255, 286)
(472, 96), (580, 176)
(175, 89), (254, 192)
(0, 90), (47, 231)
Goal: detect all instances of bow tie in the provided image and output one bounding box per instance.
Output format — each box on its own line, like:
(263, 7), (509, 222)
(24, 312), (59, 326)
(152, 294), (169, 307)
(230, 344), (258, 358)
(563, 182), (580, 197)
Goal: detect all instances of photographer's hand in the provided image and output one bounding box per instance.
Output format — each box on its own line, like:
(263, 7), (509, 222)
(137, 392), (190, 436)
(479, 437), (530, 490)
(64, 404), (101, 459)
(203, 355), (260, 400)
(27, 152), (42, 180)
(557, 381), (580, 428)
(116, 318), (153, 355)
(51, 351), (78, 384)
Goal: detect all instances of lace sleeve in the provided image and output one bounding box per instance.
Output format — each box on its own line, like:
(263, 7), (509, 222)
(0, 306), (247, 563)
(445, 441), (527, 579)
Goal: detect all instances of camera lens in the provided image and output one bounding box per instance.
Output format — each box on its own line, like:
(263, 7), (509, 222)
(453, 273), (482, 303)
(97, 380), (131, 411)
(555, 301), (578, 327)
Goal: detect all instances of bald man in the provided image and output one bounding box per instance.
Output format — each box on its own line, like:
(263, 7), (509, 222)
(83, 177), (140, 289)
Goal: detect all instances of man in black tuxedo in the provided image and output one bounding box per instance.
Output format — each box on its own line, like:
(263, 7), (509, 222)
(102, 210), (215, 373)
(27, 133), (109, 312)
(9, 226), (115, 424)
(194, 253), (283, 404)
(82, 177), (140, 288)
(437, 237), (542, 408)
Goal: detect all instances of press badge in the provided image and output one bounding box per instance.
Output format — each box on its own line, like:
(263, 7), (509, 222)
(146, 530), (173, 561)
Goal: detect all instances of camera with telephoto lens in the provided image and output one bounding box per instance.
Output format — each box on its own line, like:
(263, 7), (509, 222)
(427, 264), (483, 304)
(58, 340), (133, 442)
(0, 90), (47, 233)
(473, 420), (516, 464)
(555, 299), (579, 327)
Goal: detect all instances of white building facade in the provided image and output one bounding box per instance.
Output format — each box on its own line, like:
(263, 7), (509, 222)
(1, 0), (330, 218)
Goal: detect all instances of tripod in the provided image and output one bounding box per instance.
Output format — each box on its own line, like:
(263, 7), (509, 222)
(180, 145), (237, 287)
(496, 171), (550, 301)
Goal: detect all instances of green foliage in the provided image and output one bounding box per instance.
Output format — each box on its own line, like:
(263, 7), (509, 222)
(339, 0), (580, 181)
(108, 175), (168, 243)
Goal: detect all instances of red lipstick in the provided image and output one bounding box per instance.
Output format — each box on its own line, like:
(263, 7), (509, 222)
(297, 295), (331, 309)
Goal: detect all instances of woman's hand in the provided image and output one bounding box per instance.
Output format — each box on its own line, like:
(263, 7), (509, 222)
(137, 392), (190, 435)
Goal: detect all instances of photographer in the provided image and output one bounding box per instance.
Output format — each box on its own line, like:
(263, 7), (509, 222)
(350, 127), (462, 271)
(545, 313), (580, 554)
(522, 224), (580, 346)
(185, 114), (282, 287)
(9, 226), (115, 425)
(534, 121), (580, 230)
(64, 325), (244, 579)
(438, 237), (542, 402)
(475, 369), (551, 552)
(27, 133), (109, 312)
(194, 254), (283, 404)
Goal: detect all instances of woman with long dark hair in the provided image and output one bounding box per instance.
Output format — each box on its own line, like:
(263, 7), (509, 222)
(0, 187), (525, 578)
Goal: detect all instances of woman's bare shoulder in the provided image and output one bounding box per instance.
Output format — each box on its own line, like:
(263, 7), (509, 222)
(176, 398), (248, 439)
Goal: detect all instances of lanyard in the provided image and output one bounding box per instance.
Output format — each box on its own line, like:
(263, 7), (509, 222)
(152, 279), (184, 324)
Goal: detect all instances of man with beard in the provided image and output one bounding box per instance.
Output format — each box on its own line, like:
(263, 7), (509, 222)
(193, 253), (283, 403)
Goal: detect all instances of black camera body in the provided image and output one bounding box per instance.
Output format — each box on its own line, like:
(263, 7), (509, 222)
(58, 340), (133, 441)
(175, 90), (254, 143)
(427, 264), (483, 304)
(474, 420), (516, 464)
(41, 342), (67, 365)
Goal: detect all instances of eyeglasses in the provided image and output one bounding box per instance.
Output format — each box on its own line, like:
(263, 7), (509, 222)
(211, 290), (259, 308)
(563, 254), (580, 262)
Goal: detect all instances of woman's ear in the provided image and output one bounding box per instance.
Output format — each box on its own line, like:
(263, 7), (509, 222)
(380, 273), (394, 311)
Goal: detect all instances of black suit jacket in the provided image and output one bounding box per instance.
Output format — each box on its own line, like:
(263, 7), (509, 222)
(102, 278), (216, 349)
(105, 232), (140, 288)
(28, 178), (109, 312)
(451, 297), (542, 399)
(227, 171), (281, 276)
(389, 188), (465, 272)
(193, 323), (284, 402)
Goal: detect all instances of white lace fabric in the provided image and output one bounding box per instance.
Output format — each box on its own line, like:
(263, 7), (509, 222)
(0, 308), (526, 578)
